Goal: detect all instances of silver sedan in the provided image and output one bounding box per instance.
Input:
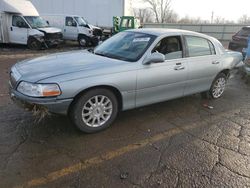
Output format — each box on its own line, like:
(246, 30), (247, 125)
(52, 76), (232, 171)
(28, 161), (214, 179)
(9, 29), (243, 133)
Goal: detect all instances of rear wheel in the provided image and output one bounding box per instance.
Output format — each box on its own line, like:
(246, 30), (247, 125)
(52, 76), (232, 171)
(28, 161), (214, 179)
(70, 88), (118, 133)
(201, 73), (227, 99)
(210, 73), (227, 99)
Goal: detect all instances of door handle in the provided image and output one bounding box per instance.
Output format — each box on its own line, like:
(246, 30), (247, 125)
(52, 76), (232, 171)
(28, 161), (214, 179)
(174, 63), (185, 70)
(174, 65), (185, 70)
(212, 61), (220, 64)
(10, 27), (13, 31)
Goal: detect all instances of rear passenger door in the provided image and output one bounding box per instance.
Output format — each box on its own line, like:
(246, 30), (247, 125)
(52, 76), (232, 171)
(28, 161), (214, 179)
(183, 35), (221, 95)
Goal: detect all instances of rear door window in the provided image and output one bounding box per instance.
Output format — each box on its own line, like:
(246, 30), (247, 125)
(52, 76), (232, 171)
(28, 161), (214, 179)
(185, 36), (215, 57)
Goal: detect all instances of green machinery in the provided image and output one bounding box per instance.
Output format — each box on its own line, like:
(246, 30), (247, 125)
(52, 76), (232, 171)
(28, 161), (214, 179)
(113, 16), (141, 34)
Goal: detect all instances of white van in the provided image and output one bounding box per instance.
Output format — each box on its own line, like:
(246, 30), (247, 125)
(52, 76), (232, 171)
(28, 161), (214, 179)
(0, 0), (63, 49)
(43, 15), (103, 47)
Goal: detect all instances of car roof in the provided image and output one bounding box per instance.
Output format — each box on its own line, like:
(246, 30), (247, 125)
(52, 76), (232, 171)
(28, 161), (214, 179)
(242, 26), (250, 29)
(128, 28), (214, 39)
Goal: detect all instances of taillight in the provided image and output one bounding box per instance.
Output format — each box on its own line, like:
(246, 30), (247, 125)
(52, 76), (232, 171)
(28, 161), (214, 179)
(232, 35), (240, 41)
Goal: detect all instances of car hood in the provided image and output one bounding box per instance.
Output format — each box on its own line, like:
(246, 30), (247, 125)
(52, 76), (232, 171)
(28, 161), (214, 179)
(38, 27), (62, 33)
(15, 50), (128, 82)
(89, 24), (101, 30)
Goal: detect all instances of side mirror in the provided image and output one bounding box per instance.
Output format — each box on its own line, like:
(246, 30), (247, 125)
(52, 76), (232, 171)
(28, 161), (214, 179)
(46, 20), (50, 25)
(143, 52), (165, 65)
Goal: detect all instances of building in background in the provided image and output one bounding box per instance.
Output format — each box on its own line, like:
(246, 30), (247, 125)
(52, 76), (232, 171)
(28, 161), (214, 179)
(30, 0), (133, 27)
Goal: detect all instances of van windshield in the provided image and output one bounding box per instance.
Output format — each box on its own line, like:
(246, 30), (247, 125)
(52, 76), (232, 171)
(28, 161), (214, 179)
(74, 17), (87, 26)
(24, 16), (49, 28)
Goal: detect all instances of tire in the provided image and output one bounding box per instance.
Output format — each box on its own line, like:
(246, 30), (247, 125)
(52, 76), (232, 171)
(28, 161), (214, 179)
(201, 73), (227, 99)
(70, 88), (118, 133)
(78, 35), (90, 47)
(27, 38), (42, 50)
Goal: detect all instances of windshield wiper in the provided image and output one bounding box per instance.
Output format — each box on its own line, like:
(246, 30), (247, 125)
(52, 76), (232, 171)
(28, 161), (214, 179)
(94, 52), (108, 57)
(94, 51), (128, 61)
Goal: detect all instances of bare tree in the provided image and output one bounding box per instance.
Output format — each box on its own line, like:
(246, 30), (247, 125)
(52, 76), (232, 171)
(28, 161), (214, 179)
(238, 14), (250, 24)
(165, 10), (179, 23)
(214, 16), (226, 24)
(143, 0), (172, 23)
(178, 16), (207, 24)
(134, 8), (154, 23)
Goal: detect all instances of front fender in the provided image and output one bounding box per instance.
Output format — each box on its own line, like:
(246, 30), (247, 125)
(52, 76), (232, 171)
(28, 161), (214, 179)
(39, 71), (137, 111)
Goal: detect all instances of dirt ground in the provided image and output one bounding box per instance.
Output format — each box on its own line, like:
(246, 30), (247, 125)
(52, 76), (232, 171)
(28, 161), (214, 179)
(0, 43), (250, 188)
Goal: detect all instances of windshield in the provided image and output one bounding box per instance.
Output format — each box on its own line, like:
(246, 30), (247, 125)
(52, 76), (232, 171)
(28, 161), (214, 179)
(74, 17), (87, 26)
(24, 16), (49, 28)
(237, 28), (250, 37)
(94, 32), (156, 62)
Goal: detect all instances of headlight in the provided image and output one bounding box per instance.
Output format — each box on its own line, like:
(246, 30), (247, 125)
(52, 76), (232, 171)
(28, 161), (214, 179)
(17, 82), (61, 97)
(33, 35), (45, 42)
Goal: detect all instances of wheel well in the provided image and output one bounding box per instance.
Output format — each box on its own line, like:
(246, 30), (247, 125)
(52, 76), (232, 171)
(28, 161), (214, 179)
(68, 85), (123, 114)
(219, 69), (230, 78)
(78, 34), (89, 40)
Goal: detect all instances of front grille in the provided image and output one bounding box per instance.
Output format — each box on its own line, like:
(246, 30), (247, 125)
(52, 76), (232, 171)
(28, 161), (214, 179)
(10, 73), (17, 88)
(93, 28), (103, 36)
(45, 32), (63, 40)
(10, 67), (21, 89)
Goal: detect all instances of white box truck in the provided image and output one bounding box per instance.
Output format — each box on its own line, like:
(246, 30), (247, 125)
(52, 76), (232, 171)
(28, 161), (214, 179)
(30, 0), (133, 28)
(0, 0), (63, 49)
(43, 14), (102, 47)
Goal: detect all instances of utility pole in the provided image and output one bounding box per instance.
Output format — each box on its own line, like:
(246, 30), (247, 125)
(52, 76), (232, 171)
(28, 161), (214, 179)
(211, 11), (214, 24)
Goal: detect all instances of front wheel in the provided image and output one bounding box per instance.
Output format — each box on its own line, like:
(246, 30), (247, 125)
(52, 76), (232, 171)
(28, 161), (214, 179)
(70, 89), (118, 133)
(78, 35), (90, 47)
(27, 38), (42, 50)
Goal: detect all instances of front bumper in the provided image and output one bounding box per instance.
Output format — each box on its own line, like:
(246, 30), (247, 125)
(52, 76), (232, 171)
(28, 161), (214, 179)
(90, 36), (99, 46)
(10, 87), (73, 115)
(45, 39), (64, 46)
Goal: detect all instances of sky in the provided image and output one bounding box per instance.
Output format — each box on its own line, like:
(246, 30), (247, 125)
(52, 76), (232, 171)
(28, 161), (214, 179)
(133, 0), (250, 22)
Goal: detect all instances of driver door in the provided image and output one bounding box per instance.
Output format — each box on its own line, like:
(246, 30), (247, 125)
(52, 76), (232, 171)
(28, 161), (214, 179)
(64, 17), (78, 40)
(136, 36), (188, 107)
(9, 15), (29, 44)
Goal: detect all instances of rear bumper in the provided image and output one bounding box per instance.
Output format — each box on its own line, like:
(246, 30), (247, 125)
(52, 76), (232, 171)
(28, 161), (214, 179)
(9, 87), (73, 115)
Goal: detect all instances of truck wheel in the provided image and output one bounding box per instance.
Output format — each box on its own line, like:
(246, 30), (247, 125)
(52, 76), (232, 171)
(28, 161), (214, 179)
(70, 88), (118, 133)
(78, 36), (90, 47)
(27, 38), (42, 50)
